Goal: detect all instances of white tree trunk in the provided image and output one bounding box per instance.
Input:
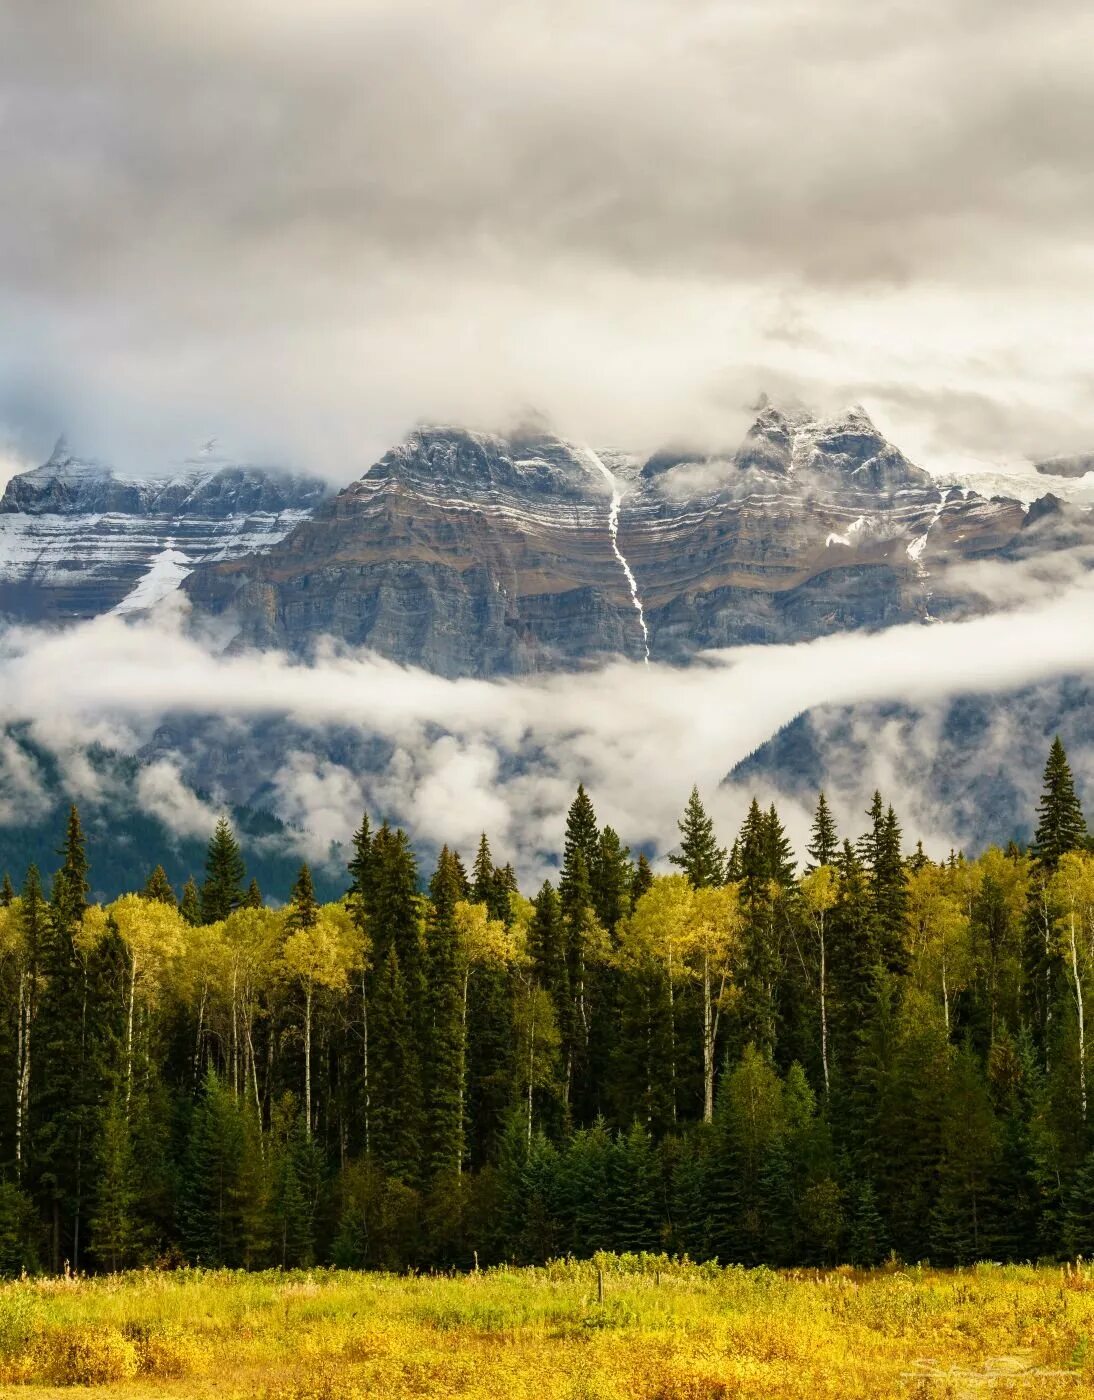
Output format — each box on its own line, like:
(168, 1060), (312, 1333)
(819, 914), (830, 1095)
(1069, 909), (1087, 1120)
(304, 982), (313, 1135)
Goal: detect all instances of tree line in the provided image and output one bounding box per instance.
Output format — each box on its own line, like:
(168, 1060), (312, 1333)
(0, 738), (1092, 1273)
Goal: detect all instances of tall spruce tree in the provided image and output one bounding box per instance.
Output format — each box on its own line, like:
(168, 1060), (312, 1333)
(592, 826), (633, 933)
(201, 817), (246, 923)
(143, 865), (176, 905)
(287, 864), (319, 931)
(669, 787), (726, 888)
(860, 794), (909, 976)
(369, 947), (423, 1183)
(424, 848), (466, 1182)
(179, 877), (201, 926)
(31, 806), (91, 1271)
(631, 853), (654, 909)
(1031, 737), (1087, 868)
(806, 792), (839, 870)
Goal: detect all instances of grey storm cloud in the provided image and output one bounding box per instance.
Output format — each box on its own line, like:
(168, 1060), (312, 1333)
(1, 0), (1094, 474)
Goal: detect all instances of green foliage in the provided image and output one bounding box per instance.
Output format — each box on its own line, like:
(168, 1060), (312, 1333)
(669, 788), (725, 889)
(4, 742), (1094, 1276)
(201, 817), (247, 923)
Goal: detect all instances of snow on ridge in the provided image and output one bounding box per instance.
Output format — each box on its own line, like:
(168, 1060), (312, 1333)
(111, 546), (193, 615)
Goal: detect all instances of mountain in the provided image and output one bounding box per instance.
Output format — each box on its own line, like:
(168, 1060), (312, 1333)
(727, 675), (1094, 853)
(0, 726), (345, 903)
(0, 437), (329, 620)
(183, 404), (1062, 676)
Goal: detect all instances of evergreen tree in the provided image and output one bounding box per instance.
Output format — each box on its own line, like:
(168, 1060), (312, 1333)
(1031, 737), (1087, 869)
(736, 800), (784, 1056)
(243, 878), (263, 909)
(88, 1092), (143, 1271)
(370, 948), (422, 1183)
(860, 794), (908, 976)
(424, 848), (466, 1182)
(286, 864), (319, 931)
(179, 877), (201, 926)
(201, 818), (246, 923)
(366, 825), (423, 1001)
(610, 1121), (660, 1253)
(0, 873), (14, 908)
(142, 865), (176, 906)
(178, 1070), (245, 1266)
(592, 826), (633, 933)
(631, 853), (654, 909)
(346, 811), (373, 929)
(471, 834), (495, 905)
(806, 792), (839, 870)
(0, 1182), (38, 1275)
(31, 806), (94, 1271)
(846, 1180), (887, 1266)
(528, 882), (569, 1063)
(669, 788), (726, 889)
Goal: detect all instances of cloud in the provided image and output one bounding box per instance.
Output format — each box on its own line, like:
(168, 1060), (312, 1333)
(1, 2), (1094, 476)
(0, 569), (1091, 880)
(134, 757), (223, 840)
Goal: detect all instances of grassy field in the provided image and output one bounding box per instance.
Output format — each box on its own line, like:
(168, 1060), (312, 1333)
(0, 1257), (1092, 1397)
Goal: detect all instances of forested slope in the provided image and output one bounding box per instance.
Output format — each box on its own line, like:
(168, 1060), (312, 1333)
(0, 741), (1091, 1274)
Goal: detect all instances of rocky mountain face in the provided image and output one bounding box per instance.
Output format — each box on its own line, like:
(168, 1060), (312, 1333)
(727, 675), (1094, 854)
(0, 438), (328, 620)
(183, 405), (1065, 676)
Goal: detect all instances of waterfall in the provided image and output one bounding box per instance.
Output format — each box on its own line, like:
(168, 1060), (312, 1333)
(582, 446), (650, 664)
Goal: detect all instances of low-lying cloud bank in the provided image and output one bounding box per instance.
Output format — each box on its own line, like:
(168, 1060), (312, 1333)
(1, 575), (1092, 879)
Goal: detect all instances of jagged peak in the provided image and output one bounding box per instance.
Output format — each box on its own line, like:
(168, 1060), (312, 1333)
(33, 435), (112, 478)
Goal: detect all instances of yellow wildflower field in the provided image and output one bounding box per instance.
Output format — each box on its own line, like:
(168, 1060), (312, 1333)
(1, 1256), (1092, 1398)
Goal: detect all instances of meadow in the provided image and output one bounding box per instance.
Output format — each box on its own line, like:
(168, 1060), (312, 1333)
(0, 1257), (1092, 1399)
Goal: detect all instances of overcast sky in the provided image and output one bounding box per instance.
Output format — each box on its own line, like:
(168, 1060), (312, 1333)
(1, 0), (1093, 480)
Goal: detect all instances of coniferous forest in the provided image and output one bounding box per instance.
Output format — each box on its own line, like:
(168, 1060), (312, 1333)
(0, 739), (1092, 1277)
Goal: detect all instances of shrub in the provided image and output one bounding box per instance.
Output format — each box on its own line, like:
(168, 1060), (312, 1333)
(43, 1325), (139, 1385)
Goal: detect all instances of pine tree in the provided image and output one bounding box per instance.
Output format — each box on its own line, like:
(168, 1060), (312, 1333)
(471, 834), (495, 905)
(610, 1121), (660, 1253)
(370, 948), (423, 1183)
(142, 865), (176, 906)
(201, 818), (246, 923)
(424, 848), (466, 1182)
(366, 825), (423, 1002)
(1032, 737), (1087, 869)
(846, 1180), (887, 1266)
(806, 792), (839, 870)
(669, 788), (726, 888)
(860, 795), (909, 976)
(179, 877), (201, 926)
(346, 811), (373, 928)
(591, 826), (633, 933)
(0, 873), (14, 908)
(631, 853), (654, 909)
(243, 878), (263, 909)
(88, 1092), (143, 1271)
(178, 1070), (245, 1266)
(32, 806), (94, 1271)
(286, 864), (319, 931)
(736, 800), (783, 1056)
(0, 1181), (38, 1275)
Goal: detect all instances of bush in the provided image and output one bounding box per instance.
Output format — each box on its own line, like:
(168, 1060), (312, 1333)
(43, 1326), (138, 1385)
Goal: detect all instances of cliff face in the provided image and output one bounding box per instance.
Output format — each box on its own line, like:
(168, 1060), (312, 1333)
(0, 439), (328, 621)
(183, 406), (1040, 676)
